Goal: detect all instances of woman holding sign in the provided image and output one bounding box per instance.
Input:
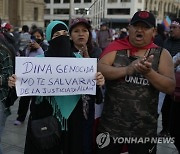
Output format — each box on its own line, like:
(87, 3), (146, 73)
(69, 18), (103, 154)
(8, 20), (104, 154)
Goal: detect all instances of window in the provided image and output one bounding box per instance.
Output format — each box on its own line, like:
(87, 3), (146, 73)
(108, 0), (117, 2)
(75, 8), (89, 15)
(44, 0), (50, 3)
(63, 0), (70, 3)
(34, 7), (38, 21)
(45, 9), (50, 14)
(74, 0), (81, 2)
(121, 0), (131, 2)
(45, 20), (50, 27)
(54, 0), (60, 3)
(54, 9), (69, 14)
(84, 0), (91, 2)
(107, 8), (130, 15)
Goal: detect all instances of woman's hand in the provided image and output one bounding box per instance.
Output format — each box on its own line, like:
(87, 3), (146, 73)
(30, 41), (41, 49)
(78, 45), (89, 58)
(8, 74), (17, 88)
(96, 72), (105, 86)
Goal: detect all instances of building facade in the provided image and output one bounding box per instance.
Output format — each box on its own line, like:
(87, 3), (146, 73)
(0, 0), (179, 29)
(44, 0), (179, 29)
(145, 0), (180, 23)
(44, 0), (93, 26)
(94, 0), (180, 28)
(0, 0), (45, 28)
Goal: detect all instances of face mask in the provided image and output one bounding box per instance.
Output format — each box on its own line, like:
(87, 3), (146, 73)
(46, 35), (72, 57)
(35, 38), (43, 44)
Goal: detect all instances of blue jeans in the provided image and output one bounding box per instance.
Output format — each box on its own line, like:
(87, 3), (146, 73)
(0, 102), (6, 154)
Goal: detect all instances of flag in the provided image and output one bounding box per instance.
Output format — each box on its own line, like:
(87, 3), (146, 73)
(162, 16), (171, 30)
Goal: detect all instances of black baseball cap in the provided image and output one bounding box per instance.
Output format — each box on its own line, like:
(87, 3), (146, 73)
(130, 11), (156, 28)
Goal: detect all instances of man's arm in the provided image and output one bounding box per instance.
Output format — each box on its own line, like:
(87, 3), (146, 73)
(98, 49), (175, 94)
(144, 49), (175, 94)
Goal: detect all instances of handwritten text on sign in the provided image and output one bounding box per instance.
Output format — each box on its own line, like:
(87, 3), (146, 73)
(15, 57), (97, 96)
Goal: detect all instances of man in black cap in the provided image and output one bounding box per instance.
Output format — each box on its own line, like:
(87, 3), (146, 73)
(96, 11), (175, 154)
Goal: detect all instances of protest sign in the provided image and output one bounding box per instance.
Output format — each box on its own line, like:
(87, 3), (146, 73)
(15, 57), (97, 96)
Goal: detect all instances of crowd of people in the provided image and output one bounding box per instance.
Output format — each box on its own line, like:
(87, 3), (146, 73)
(0, 10), (179, 154)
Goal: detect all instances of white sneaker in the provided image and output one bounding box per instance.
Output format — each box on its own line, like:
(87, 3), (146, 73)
(14, 120), (22, 125)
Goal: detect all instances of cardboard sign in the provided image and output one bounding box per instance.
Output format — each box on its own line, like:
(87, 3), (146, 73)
(15, 57), (97, 96)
